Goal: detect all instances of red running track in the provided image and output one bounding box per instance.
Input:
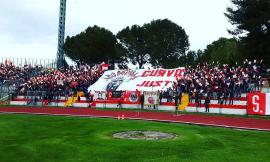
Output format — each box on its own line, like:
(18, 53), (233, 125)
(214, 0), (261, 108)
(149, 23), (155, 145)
(0, 107), (270, 132)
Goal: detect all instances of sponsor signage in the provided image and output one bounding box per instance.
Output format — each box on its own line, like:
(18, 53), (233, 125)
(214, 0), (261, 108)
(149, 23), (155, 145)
(93, 91), (106, 100)
(111, 91), (123, 99)
(123, 91), (140, 103)
(144, 91), (159, 106)
(247, 93), (270, 115)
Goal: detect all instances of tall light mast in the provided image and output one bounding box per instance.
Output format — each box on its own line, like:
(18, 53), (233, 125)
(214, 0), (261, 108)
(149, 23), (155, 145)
(56, 0), (67, 68)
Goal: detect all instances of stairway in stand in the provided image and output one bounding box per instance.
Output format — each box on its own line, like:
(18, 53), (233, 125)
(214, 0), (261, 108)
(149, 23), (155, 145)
(178, 93), (189, 111)
(64, 96), (78, 107)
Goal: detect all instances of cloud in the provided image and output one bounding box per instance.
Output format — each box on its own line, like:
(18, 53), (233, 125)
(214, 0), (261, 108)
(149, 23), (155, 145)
(0, 0), (233, 59)
(0, 0), (59, 44)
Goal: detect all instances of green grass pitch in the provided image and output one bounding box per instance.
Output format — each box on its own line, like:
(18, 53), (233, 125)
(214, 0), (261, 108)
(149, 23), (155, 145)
(0, 114), (270, 162)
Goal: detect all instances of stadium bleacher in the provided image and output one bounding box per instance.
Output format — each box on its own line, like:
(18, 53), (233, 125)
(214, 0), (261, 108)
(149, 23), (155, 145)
(1, 58), (269, 115)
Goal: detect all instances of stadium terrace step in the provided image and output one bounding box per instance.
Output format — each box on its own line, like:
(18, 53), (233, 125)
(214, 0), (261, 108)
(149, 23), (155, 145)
(187, 103), (246, 109)
(64, 96), (78, 107)
(93, 100), (177, 111)
(186, 99), (248, 115)
(10, 96), (90, 108)
(185, 106), (247, 115)
(199, 96), (247, 101)
(12, 97), (89, 103)
(189, 100), (247, 106)
(94, 99), (175, 106)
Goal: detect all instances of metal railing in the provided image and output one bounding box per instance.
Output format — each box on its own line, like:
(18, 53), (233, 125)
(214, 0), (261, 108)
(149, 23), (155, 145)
(261, 87), (270, 93)
(26, 91), (47, 106)
(0, 84), (15, 93)
(0, 84), (16, 106)
(1, 57), (57, 69)
(0, 57), (54, 98)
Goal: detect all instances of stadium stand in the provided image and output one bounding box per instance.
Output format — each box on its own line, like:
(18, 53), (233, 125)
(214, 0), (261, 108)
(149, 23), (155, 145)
(1, 58), (270, 114)
(176, 59), (269, 114)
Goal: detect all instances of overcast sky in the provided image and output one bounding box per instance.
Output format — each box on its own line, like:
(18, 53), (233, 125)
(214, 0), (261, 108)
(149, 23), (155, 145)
(0, 0), (233, 59)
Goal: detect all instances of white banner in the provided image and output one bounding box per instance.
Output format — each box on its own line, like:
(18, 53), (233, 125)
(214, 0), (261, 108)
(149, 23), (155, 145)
(88, 68), (185, 92)
(248, 93), (270, 116)
(144, 91), (159, 105)
(266, 93), (270, 115)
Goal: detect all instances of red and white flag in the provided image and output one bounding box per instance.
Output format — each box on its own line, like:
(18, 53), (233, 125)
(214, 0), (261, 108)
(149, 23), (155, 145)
(101, 63), (109, 71)
(247, 93), (270, 116)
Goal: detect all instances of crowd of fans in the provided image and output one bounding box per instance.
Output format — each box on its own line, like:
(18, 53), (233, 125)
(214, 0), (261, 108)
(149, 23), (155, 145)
(17, 65), (103, 97)
(171, 59), (270, 105)
(0, 62), (42, 87)
(0, 61), (105, 102)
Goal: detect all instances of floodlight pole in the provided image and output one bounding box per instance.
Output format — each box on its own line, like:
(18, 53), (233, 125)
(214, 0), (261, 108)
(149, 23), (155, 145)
(56, 0), (67, 68)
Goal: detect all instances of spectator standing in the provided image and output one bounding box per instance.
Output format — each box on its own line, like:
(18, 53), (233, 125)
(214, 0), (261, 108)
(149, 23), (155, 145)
(174, 94), (179, 112)
(179, 91), (182, 105)
(140, 93), (144, 110)
(188, 89), (193, 103)
(159, 90), (163, 104)
(205, 95), (210, 112)
(195, 91), (200, 108)
(229, 88), (234, 105)
(224, 89), (228, 105)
